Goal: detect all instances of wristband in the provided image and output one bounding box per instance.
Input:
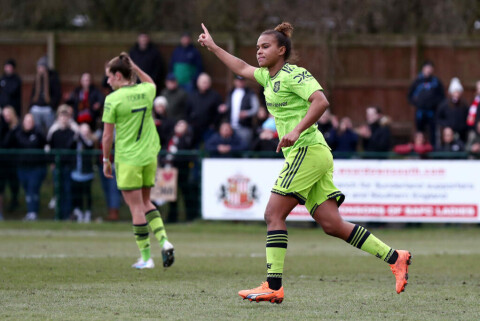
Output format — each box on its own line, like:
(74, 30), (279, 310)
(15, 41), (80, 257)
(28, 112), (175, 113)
(102, 158), (110, 163)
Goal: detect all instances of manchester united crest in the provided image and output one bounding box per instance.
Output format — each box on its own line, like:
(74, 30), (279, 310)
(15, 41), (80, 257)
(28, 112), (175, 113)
(273, 81), (280, 93)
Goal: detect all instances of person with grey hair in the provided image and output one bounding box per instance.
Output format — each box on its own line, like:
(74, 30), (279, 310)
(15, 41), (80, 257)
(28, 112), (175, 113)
(29, 56), (61, 134)
(153, 96), (176, 146)
(437, 77), (469, 143)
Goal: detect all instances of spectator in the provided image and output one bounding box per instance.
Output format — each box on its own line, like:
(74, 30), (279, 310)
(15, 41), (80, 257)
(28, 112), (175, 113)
(408, 60), (445, 146)
(153, 96), (176, 146)
(251, 113), (279, 152)
(437, 77), (469, 143)
(48, 110), (77, 220)
(166, 120), (194, 155)
(164, 119), (195, 222)
(0, 106), (20, 217)
(437, 127), (464, 152)
(161, 73), (189, 121)
(129, 33), (165, 90)
(185, 73), (224, 146)
(94, 128), (122, 221)
(45, 105), (79, 211)
(328, 117), (358, 153)
(169, 32), (203, 92)
(466, 80), (480, 134)
(252, 105), (269, 135)
(356, 106), (392, 152)
(393, 131), (433, 156)
(466, 120), (480, 158)
(4, 114), (47, 221)
(66, 73), (104, 129)
(316, 109), (338, 145)
(30, 56), (61, 134)
(222, 75), (260, 147)
(0, 59), (22, 117)
(205, 121), (246, 157)
(47, 104), (80, 142)
(71, 124), (96, 223)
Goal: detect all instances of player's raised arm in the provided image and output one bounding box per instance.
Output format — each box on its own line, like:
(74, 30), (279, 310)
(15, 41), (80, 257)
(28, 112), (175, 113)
(198, 23), (256, 81)
(126, 54), (155, 86)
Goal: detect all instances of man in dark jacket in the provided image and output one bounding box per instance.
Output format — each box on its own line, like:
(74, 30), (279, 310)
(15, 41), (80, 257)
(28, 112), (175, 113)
(0, 59), (22, 117)
(408, 61), (445, 146)
(129, 33), (165, 91)
(169, 32), (203, 92)
(205, 121), (246, 157)
(161, 73), (189, 121)
(357, 106), (392, 153)
(185, 73), (223, 146)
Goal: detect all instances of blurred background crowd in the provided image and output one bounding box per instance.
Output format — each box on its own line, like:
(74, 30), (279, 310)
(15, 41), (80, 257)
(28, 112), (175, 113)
(2, 0), (480, 222)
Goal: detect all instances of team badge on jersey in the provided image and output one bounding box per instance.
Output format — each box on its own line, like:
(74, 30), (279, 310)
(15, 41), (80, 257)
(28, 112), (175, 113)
(273, 81), (281, 93)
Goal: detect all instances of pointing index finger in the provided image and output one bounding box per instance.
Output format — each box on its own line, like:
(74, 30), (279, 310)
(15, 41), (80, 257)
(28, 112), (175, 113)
(201, 23), (210, 35)
(276, 140), (282, 153)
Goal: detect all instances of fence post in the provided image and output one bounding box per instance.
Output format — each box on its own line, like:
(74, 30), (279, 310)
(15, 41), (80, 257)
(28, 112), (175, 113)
(54, 152), (61, 220)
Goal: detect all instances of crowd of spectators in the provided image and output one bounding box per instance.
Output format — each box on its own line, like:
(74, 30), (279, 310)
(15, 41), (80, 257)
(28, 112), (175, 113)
(1, 32), (480, 221)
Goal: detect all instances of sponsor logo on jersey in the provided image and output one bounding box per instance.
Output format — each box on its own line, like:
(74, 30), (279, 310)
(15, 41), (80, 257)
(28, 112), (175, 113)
(266, 101), (287, 108)
(293, 71), (313, 83)
(273, 81), (281, 93)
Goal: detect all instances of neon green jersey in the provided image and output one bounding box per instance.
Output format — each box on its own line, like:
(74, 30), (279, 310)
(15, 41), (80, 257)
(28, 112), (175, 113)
(102, 82), (160, 166)
(254, 63), (328, 157)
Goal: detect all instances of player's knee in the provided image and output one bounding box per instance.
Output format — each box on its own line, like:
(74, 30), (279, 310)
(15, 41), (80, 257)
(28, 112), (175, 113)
(321, 219), (341, 237)
(264, 208), (280, 225)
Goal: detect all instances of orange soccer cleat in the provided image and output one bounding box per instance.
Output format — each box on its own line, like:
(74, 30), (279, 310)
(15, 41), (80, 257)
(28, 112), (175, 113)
(238, 282), (284, 304)
(390, 250), (412, 294)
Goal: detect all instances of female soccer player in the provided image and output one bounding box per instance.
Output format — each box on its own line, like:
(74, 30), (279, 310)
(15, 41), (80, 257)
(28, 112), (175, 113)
(198, 23), (411, 303)
(102, 53), (174, 269)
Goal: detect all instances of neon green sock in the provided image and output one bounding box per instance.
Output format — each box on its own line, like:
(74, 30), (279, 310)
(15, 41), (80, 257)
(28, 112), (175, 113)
(146, 209), (168, 247)
(266, 230), (288, 290)
(346, 225), (397, 263)
(133, 224), (150, 261)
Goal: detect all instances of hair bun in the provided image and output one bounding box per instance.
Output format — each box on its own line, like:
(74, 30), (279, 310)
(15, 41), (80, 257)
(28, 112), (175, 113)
(119, 52), (129, 61)
(274, 22), (293, 38)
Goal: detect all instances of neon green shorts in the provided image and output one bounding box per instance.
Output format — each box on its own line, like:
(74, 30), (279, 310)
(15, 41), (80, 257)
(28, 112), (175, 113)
(272, 144), (345, 215)
(115, 160), (157, 191)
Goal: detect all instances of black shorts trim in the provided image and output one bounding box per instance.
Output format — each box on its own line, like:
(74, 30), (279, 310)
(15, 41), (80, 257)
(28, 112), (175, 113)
(328, 192), (345, 207)
(309, 192), (346, 216)
(271, 189), (306, 205)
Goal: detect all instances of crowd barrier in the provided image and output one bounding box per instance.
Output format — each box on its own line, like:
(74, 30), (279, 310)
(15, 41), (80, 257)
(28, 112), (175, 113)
(0, 149), (478, 222)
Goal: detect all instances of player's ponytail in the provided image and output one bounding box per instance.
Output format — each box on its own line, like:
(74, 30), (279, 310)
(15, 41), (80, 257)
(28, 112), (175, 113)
(107, 52), (133, 81)
(262, 22), (294, 61)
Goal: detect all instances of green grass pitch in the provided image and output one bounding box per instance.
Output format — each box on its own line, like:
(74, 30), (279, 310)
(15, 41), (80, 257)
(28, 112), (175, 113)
(1, 222), (479, 320)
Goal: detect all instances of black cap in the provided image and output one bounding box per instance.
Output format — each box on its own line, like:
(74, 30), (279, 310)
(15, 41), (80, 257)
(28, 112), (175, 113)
(166, 73), (176, 81)
(4, 58), (16, 68)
